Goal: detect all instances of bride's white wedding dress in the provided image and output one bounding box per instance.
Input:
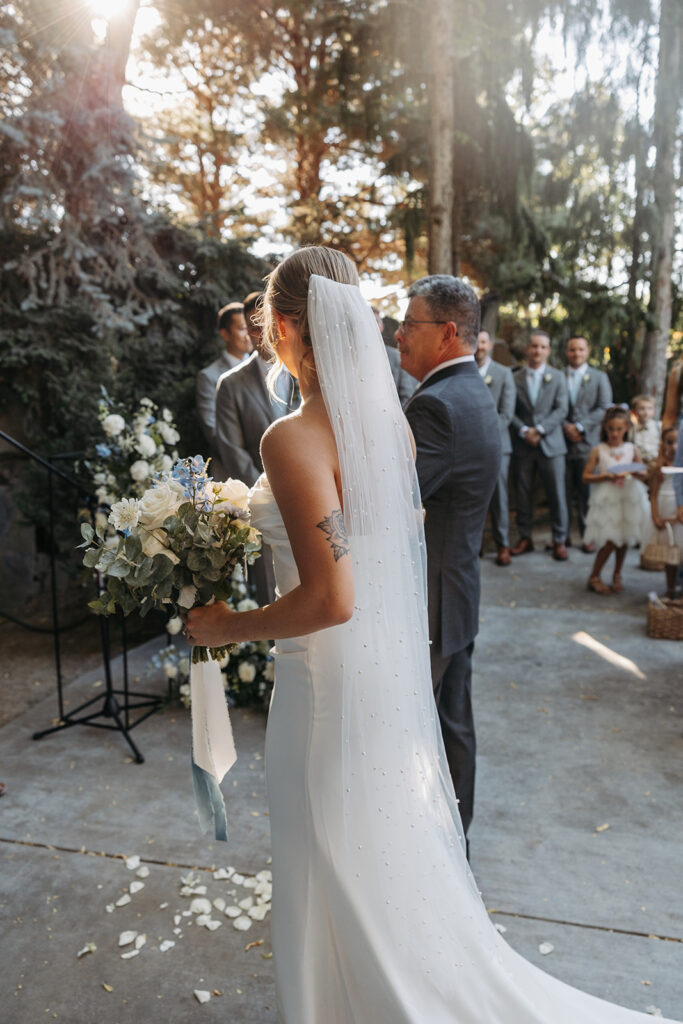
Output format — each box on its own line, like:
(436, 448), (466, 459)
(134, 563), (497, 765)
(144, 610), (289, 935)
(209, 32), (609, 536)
(244, 275), (679, 1024)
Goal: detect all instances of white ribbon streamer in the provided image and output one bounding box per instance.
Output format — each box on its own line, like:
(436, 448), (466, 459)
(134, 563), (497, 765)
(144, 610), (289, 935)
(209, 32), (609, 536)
(190, 657), (237, 782)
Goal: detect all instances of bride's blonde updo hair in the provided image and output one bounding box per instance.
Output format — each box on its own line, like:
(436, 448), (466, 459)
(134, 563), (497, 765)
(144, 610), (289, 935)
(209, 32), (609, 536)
(261, 246), (359, 393)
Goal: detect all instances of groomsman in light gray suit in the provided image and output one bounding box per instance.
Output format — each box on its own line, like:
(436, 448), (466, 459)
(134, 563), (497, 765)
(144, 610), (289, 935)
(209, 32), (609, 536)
(400, 276), (501, 842)
(510, 330), (570, 561)
(215, 293), (299, 605)
(562, 335), (612, 551)
(475, 329), (515, 565)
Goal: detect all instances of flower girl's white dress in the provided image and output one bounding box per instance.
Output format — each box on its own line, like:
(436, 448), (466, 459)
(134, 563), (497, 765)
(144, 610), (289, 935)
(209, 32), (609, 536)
(244, 276), (679, 1024)
(583, 441), (650, 547)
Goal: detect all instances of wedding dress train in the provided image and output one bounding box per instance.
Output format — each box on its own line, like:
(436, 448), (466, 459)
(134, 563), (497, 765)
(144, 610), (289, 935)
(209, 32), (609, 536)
(244, 275), (679, 1024)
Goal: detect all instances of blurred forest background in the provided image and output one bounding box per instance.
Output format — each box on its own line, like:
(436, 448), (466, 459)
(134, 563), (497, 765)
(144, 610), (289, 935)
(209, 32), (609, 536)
(0, 0), (681, 605)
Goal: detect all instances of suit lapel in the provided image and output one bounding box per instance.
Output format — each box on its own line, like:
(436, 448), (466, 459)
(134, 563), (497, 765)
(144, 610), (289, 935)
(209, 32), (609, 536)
(405, 361), (475, 410)
(246, 355), (276, 422)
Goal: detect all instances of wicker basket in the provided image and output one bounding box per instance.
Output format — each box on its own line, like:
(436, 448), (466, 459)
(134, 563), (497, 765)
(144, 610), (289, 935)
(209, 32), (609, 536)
(647, 596), (683, 640)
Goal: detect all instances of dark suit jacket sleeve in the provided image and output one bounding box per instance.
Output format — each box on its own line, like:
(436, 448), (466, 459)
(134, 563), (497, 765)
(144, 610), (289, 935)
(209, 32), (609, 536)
(499, 369), (516, 431)
(405, 394), (453, 501)
(580, 373), (612, 434)
(537, 377), (568, 435)
(215, 378), (261, 485)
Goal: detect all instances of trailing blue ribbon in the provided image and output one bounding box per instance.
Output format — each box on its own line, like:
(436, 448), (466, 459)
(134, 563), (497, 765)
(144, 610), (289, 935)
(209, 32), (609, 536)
(191, 756), (228, 842)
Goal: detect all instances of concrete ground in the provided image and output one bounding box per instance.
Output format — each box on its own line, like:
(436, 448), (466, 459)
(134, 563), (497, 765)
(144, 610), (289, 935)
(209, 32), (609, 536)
(1, 534), (681, 1023)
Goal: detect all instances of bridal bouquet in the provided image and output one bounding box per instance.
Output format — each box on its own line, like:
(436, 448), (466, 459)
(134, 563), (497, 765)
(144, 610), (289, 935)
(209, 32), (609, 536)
(80, 455), (261, 663)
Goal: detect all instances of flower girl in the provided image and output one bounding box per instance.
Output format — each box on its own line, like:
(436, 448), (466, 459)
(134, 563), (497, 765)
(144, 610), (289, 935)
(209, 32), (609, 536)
(646, 427), (683, 598)
(582, 406), (650, 594)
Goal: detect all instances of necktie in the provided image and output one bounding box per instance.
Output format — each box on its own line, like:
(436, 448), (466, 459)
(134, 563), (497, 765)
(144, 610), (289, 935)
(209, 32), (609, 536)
(527, 370), (540, 406)
(569, 370), (580, 404)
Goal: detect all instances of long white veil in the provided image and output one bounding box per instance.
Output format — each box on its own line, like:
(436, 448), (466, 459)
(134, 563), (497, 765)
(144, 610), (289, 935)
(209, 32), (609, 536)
(308, 274), (480, 901)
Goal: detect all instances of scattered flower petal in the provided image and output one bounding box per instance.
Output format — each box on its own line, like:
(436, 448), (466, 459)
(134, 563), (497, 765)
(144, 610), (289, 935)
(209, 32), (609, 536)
(105, 904), (115, 914)
(136, 866), (150, 879)
(194, 990), (211, 1004)
(494, 924), (507, 934)
(135, 934), (147, 950)
(119, 931), (138, 947)
(238, 896), (254, 911)
(125, 855), (141, 870)
(248, 905), (268, 921)
(102, 983), (114, 993)
(213, 868), (232, 881)
(121, 949), (140, 960)
(206, 919), (222, 931)
(115, 894), (131, 908)
(233, 916), (252, 931)
(231, 873), (245, 885)
(159, 940), (175, 952)
(595, 823), (610, 833)
(129, 881), (145, 895)
(224, 906), (241, 918)
(539, 942), (554, 955)
(213, 898), (226, 912)
(76, 943), (97, 958)
(190, 898), (212, 916)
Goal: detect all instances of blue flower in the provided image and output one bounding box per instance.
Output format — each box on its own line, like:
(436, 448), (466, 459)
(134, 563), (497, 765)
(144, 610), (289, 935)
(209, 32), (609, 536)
(96, 443), (112, 458)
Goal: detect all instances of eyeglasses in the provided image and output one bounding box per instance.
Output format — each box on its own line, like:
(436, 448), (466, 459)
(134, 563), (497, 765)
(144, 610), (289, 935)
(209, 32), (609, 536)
(396, 319), (449, 334)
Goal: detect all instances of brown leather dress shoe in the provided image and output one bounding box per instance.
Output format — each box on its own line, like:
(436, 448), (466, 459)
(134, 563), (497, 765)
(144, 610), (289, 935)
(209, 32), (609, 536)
(510, 538), (534, 556)
(552, 542), (569, 561)
(496, 546), (511, 566)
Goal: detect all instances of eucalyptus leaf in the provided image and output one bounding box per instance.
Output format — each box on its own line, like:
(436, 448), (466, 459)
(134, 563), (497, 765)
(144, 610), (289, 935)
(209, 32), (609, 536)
(83, 548), (100, 569)
(80, 522), (94, 543)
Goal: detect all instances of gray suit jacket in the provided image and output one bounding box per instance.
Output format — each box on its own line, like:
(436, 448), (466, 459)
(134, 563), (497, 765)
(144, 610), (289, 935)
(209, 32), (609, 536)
(481, 360), (515, 456)
(215, 353), (283, 486)
(385, 345), (418, 405)
(511, 365), (568, 459)
(564, 367), (612, 457)
(405, 361), (501, 657)
(196, 350), (240, 444)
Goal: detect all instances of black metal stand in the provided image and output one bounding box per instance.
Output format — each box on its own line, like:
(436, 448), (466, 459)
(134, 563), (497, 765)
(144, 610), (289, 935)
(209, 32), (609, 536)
(1, 429), (163, 762)
(32, 615), (162, 764)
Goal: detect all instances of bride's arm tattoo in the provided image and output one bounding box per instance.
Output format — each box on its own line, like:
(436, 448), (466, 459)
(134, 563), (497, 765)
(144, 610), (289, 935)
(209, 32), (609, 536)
(316, 509), (349, 562)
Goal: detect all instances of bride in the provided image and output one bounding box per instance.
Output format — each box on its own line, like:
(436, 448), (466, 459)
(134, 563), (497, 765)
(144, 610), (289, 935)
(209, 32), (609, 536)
(185, 246), (679, 1024)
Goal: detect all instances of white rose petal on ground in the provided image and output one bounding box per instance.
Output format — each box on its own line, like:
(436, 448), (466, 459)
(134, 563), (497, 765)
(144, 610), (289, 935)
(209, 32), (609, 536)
(174, 915), (182, 926)
(213, 898), (226, 912)
(494, 923), (507, 934)
(206, 920), (222, 931)
(76, 943), (97, 958)
(136, 866), (150, 879)
(196, 914), (211, 927)
(248, 905), (269, 921)
(190, 897), (212, 915)
(105, 904), (115, 914)
(194, 990), (211, 1004)
(159, 902), (169, 909)
(233, 916), (252, 931)
(118, 931), (138, 947)
(121, 949), (140, 960)
(173, 928), (182, 936)
(238, 896), (254, 911)
(125, 855), (141, 870)
(213, 868), (232, 881)
(538, 942), (554, 955)
(159, 940), (176, 952)
(231, 873), (245, 885)
(134, 934), (147, 950)
(256, 870), (272, 882)
(224, 906), (241, 918)
(129, 881), (145, 895)
(115, 894), (131, 908)
(242, 876), (257, 889)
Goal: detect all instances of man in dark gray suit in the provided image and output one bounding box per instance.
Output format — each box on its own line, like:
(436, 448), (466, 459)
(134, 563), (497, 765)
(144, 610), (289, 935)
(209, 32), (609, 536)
(562, 335), (612, 551)
(510, 331), (570, 561)
(215, 293), (299, 605)
(400, 276), (501, 840)
(476, 329), (516, 565)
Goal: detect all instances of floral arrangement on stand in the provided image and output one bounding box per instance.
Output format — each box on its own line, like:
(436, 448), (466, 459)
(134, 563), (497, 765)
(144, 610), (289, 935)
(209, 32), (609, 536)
(82, 389), (181, 508)
(80, 455), (261, 664)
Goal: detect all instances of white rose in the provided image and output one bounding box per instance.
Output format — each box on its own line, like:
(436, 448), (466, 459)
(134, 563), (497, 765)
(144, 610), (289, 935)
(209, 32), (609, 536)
(141, 530), (179, 563)
(178, 657), (190, 676)
(163, 661), (178, 679)
(166, 616), (183, 635)
(178, 584), (197, 609)
(237, 598), (258, 612)
(263, 661), (274, 682)
(130, 459), (150, 483)
(94, 472), (107, 485)
(213, 478), (250, 513)
(159, 454), (173, 473)
(138, 481), (182, 529)
(108, 497), (140, 532)
(136, 433), (157, 458)
(217, 652), (230, 668)
(102, 413), (125, 437)
(162, 408), (173, 423)
(158, 422), (180, 446)
(237, 662), (256, 683)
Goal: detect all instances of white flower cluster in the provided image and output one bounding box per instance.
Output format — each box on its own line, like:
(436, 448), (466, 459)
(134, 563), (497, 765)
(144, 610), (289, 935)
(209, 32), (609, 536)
(88, 394), (181, 508)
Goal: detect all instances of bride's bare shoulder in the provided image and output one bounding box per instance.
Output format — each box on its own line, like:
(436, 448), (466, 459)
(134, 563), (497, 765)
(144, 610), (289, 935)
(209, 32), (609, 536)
(261, 405), (336, 470)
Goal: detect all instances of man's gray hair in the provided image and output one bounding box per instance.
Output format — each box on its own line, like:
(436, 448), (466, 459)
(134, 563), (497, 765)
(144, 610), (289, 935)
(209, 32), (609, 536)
(407, 275), (480, 350)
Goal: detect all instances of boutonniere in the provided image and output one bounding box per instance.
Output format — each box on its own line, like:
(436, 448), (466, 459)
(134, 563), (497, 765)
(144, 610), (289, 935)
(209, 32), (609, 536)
(484, 374), (493, 386)
(582, 373), (591, 384)
(543, 372), (552, 384)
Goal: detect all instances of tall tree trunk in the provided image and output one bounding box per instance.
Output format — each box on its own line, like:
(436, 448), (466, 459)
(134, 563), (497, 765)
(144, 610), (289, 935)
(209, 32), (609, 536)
(427, 0), (455, 274)
(639, 0), (681, 410)
(102, 0), (141, 103)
